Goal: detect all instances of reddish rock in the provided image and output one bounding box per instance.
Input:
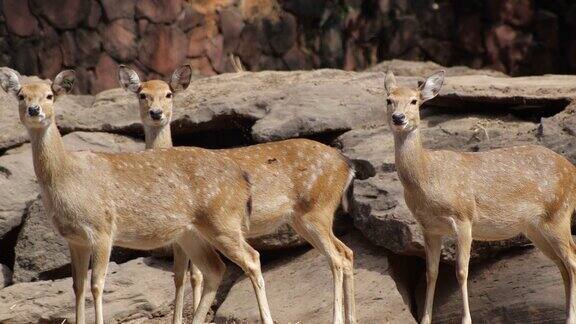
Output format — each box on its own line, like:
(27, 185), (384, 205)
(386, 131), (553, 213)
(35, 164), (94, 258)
(3, 0), (40, 37)
(187, 27), (208, 57)
(75, 29), (102, 67)
(206, 34), (224, 73)
(388, 15), (418, 57)
(84, 0), (102, 29)
(283, 46), (312, 70)
(138, 19), (149, 35)
(189, 57), (216, 76)
(12, 39), (40, 76)
(264, 13), (297, 55)
(102, 19), (138, 62)
(488, 0), (534, 27)
(220, 7), (245, 52)
(136, 0), (183, 23)
(60, 31), (77, 67)
(534, 10), (559, 50)
(177, 4), (204, 32)
(138, 24), (188, 75)
(101, 0), (135, 20)
(457, 14), (484, 54)
(420, 38), (453, 66)
(74, 66), (93, 94)
(237, 24), (262, 68)
(91, 53), (119, 93)
(38, 43), (63, 80)
(30, 0), (91, 30)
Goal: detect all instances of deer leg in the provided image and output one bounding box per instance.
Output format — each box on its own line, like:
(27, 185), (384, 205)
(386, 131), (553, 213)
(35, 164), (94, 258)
(420, 232), (442, 324)
(177, 234), (226, 324)
(90, 239), (112, 324)
(536, 216), (576, 323)
(190, 263), (203, 311)
(451, 219), (472, 324)
(172, 243), (189, 324)
(291, 214), (348, 324)
(526, 228), (570, 311)
(208, 233), (274, 324)
(69, 243), (91, 324)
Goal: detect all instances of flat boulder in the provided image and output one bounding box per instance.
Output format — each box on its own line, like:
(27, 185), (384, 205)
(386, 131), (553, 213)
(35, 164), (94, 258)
(216, 231), (415, 323)
(0, 258), (174, 323)
(416, 247), (566, 323)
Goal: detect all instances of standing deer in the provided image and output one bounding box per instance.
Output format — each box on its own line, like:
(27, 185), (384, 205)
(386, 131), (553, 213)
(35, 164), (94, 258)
(118, 64), (358, 324)
(384, 70), (576, 324)
(0, 67), (275, 324)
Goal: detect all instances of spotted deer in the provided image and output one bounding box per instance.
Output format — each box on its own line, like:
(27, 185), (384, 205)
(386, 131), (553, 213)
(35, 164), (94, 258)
(384, 70), (576, 324)
(0, 67), (277, 324)
(118, 65), (358, 324)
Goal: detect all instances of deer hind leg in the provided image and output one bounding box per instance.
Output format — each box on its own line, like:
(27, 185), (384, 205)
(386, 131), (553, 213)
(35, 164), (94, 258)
(526, 227), (570, 309)
(69, 243), (91, 324)
(206, 232), (274, 324)
(177, 234), (226, 324)
(450, 218), (472, 324)
(535, 214), (576, 323)
(90, 238), (113, 324)
(291, 209), (352, 324)
(420, 232), (442, 324)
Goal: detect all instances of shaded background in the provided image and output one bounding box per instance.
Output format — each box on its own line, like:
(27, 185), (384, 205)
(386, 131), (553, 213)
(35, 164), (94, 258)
(0, 0), (571, 94)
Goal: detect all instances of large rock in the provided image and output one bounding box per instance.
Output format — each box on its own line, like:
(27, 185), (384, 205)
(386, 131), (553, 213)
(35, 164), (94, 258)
(248, 224), (306, 251)
(10, 132), (144, 282)
(30, 0), (91, 30)
(416, 246), (566, 323)
(0, 264), (11, 289)
(216, 231), (416, 323)
(366, 59), (508, 77)
(0, 258), (175, 323)
(339, 106), (542, 261)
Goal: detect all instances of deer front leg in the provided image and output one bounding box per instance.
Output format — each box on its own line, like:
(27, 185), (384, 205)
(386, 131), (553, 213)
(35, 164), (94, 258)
(421, 232), (442, 324)
(90, 239), (112, 324)
(69, 243), (91, 324)
(451, 219), (473, 324)
(172, 244), (189, 324)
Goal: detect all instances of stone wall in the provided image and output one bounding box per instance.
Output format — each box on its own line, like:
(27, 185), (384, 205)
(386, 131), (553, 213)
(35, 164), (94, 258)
(0, 0), (571, 94)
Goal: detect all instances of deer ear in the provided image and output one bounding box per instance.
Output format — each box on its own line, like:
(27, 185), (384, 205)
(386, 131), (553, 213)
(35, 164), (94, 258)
(384, 71), (397, 96)
(52, 70), (76, 95)
(170, 65), (192, 93)
(0, 67), (21, 96)
(419, 70), (444, 102)
(118, 65), (141, 93)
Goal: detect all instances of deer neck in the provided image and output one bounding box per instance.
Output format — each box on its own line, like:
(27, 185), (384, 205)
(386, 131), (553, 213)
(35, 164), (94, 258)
(394, 128), (429, 188)
(144, 124), (173, 149)
(28, 123), (71, 187)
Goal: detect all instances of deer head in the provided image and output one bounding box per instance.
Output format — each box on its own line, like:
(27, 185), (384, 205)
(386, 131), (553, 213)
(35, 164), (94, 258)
(384, 70), (444, 133)
(0, 68), (75, 130)
(118, 65), (192, 127)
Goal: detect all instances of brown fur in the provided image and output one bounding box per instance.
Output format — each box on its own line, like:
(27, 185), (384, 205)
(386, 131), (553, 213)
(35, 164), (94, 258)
(121, 65), (359, 324)
(385, 70), (576, 324)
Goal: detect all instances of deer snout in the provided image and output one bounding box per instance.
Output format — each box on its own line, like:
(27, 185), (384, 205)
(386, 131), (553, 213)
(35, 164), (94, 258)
(27, 105), (41, 117)
(392, 113), (406, 125)
(149, 109), (163, 120)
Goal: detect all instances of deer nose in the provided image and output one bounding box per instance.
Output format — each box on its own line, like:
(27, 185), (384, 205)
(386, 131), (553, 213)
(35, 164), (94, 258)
(392, 113), (406, 125)
(149, 109), (163, 120)
(27, 105), (40, 117)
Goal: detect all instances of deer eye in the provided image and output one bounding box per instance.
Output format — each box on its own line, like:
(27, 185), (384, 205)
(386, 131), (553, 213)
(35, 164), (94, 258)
(18, 94), (24, 101)
(139, 93), (146, 100)
(386, 99), (392, 105)
(410, 99), (417, 105)
(166, 92), (172, 98)
(46, 94), (53, 100)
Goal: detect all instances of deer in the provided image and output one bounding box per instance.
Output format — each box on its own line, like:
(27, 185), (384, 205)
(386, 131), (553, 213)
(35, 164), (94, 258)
(118, 64), (358, 324)
(384, 70), (576, 324)
(0, 67), (277, 324)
